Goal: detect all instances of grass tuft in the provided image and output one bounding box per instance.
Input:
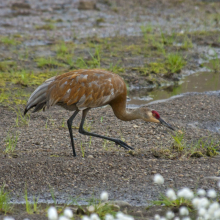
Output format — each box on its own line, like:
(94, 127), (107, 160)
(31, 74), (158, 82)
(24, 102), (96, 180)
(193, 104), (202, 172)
(0, 185), (11, 214)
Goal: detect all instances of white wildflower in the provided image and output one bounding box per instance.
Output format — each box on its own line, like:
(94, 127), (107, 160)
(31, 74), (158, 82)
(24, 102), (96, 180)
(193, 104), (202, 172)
(196, 217), (204, 220)
(198, 198), (210, 209)
(105, 214), (114, 220)
(154, 214), (160, 220)
(182, 217), (191, 220)
(100, 191), (109, 201)
(87, 205), (95, 213)
(177, 188), (194, 200)
(197, 189), (206, 197)
(174, 217), (180, 220)
(192, 197), (200, 208)
(3, 217), (15, 220)
(48, 207), (58, 220)
(207, 189), (216, 198)
(198, 208), (207, 216)
(166, 189), (177, 201)
(214, 209), (220, 218)
(166, 211), (175, 219)
(64, 208), (73, 218)
(180, 206), (189, 216)
(116, 212), (134, 220)
(153, 174), (164, 185)
(82, 216), (91, 220)
(58, 216), (69, 220)
(90, 213), (100, 220)
(160, 217), (166, 220)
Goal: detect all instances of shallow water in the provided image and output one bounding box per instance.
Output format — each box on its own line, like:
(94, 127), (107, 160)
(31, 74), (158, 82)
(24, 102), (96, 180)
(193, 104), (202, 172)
(127, 70), (220, 108)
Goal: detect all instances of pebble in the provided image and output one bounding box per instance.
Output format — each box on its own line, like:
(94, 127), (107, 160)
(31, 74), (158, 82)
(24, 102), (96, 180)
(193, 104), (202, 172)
(88, 155), (94, 159)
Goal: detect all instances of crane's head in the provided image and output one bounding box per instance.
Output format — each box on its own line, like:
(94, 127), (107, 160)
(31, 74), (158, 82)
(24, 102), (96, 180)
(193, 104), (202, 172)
(141, 108), (175, 131)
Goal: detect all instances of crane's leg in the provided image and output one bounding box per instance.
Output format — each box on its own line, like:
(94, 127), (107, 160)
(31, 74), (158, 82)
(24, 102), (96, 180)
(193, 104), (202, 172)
(67, 110), (80, 156)
(79, 109), (134, 150)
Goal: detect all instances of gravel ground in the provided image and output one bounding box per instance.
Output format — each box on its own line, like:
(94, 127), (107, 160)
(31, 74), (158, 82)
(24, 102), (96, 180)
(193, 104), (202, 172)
(1, 93), (220, 208)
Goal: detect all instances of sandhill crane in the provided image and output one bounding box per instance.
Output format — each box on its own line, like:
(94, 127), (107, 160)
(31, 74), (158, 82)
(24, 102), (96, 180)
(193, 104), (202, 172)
(24, 69), (175, 157)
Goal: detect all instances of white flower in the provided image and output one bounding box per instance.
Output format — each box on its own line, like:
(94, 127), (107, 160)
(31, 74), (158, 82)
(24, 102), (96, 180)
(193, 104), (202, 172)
(105, 214), (114, 220)
(182, 217), (191, 220)
(154, 214), (160, 220)
(166, 211), (175, 219)
(166, 189), (177, 201)
(64, 208), (73, 218)
(180, 207), (189, 216)
(153, 174), (164, 185)
(58, 216), (69, 220)
(198, 208), (207, 216)
(100, 191), (108, 201)
(160, 218), (166, 220)
(177, 188), (194, 200)
(197, 189), (206, 197)
(198, 198), (210, 209)
(214, 209), (220, 218)
(192, 198), (200, 208)
(3, 217), (15, 220)
(90, 214), (100, 220)
(174, 217), (180, 220)
(196, 217), (204, 220)
(207, 189), (216, 198)
(87, 205), (95, 213)
(116, 212), (134, 220)
(208, 202), (219, 216)
(48, 207), (58, 220)
(82, 216), (91, 220)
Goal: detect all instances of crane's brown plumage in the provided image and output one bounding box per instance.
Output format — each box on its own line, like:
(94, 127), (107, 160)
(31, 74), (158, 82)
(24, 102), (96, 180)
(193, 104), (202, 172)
(24, 69), (175, 157)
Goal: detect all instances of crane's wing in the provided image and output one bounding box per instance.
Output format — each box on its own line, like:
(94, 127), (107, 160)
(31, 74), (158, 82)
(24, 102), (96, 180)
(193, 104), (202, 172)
(47, 69), (125, 110)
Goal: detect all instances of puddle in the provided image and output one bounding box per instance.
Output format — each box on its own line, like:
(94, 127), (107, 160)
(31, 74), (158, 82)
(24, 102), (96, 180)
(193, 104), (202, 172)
(127, 70), (220, 108)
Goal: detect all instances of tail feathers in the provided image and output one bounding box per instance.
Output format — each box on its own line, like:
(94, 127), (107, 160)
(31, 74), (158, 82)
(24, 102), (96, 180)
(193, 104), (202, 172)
(24, 77), (55, 115)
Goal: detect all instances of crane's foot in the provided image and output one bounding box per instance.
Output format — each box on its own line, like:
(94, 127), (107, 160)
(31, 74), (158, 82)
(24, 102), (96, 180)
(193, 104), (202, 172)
(115, 140), (134, 150)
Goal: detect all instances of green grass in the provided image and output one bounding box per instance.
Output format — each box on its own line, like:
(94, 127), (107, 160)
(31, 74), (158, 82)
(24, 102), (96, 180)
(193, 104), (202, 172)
(80, 142), (85, 158)
(180, 36), (193, 50)
(0, 61), (16, 72)
(35, 24), (55, 30)
(4, 131), (19, 154)
(8, 106), (30, 127)
(0, 36), (18, 45)
(166, 53), (186, 73)
(152, 193), (193, 210)
(24, 187), (39, 214)
(152, 131), (219, 159)
(0, 185), (11, 214)
(36, 57), (65, 68)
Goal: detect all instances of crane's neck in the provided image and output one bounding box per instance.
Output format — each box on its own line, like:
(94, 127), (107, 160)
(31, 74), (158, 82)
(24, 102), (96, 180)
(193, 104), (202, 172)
(110, 100), (143, 121)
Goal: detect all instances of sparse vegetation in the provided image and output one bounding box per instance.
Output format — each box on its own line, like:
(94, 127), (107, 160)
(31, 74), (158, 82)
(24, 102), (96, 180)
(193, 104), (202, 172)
(35, 23), (55, 30)
(4, 131), (18, 154)
(152, 131), (219, 159)
(0, 185), (11, 214)
(166, 53), (186, 73)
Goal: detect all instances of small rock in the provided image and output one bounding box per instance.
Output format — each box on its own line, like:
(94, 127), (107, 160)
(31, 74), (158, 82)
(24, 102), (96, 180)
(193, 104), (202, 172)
(78, 0), (97, 10)
(87, 155), (94, 159)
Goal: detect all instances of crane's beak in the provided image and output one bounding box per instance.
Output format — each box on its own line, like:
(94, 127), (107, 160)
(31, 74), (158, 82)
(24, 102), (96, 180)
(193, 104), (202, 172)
(159, 118), (175, 131)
